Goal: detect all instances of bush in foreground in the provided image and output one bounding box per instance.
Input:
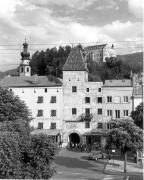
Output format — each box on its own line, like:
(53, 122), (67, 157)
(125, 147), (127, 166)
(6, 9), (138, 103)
(0, 87), (58, 179)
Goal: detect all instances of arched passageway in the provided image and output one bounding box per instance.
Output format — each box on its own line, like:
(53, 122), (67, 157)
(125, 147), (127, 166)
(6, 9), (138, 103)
(69, 133), (80, 145)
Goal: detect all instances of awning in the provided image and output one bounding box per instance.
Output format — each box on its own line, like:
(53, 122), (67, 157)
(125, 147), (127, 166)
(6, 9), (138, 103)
(31, 129), (62, 136)
(83, 129), (107, 136)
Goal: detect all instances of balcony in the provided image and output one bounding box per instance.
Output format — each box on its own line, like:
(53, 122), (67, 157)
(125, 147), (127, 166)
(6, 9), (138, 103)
(81, 113), (93, 121)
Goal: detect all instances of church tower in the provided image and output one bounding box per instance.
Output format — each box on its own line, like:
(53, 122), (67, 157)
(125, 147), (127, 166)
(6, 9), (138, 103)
(19, 39), (31, 77)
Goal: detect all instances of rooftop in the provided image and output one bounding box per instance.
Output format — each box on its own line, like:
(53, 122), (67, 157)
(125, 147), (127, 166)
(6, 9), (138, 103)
(84, 44), (107, 51)
(0, 75), (62, 87)
(62, 47), (88, 71)
(103, 79), (132, 87)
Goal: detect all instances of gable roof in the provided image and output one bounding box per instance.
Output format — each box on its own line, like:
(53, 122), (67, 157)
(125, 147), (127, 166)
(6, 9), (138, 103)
(62, 47), (88, 71)
(0, 75), (62, 88)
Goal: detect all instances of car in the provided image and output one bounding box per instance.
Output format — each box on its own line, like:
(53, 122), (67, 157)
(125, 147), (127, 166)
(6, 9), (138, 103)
(88, 150), (108, 161)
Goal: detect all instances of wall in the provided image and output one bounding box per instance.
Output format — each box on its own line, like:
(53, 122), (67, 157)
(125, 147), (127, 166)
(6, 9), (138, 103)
(62, 70), (103, 144)
(10, 86), (63, 130)
(102, 86), (133, 121)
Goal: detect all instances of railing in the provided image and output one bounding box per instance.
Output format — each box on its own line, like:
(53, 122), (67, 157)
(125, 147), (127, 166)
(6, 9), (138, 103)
(81, 113), (93, 121)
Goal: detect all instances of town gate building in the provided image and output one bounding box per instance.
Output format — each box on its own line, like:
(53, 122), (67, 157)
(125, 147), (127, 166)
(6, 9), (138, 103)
(0, 42), (142, 147)
(62, 47), (103, 146)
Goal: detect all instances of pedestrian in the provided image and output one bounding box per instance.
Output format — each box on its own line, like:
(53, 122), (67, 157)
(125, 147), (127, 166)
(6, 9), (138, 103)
(72, 143), (74, 150)
(88, 144), (91, 152)
(80, 144), (83, 152)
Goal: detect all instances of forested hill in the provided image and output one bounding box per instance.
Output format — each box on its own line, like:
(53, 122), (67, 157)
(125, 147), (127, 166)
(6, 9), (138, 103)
(0, 68), (18, 80)
(117, 52), (143, 66)
(0, 46), (143, 81)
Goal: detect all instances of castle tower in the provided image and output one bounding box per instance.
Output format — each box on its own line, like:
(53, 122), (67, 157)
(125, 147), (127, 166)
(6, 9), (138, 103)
(62, 47), (88, 84)
(19, 39), (31, 77)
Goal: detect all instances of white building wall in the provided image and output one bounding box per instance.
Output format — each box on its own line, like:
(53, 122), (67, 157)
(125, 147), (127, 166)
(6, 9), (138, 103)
(133, 95), (142, 110)
(9, 86), (63, 130)
(102, 86), (133, 122)
(103, 45), (117, 62)
(62, 70), (103, 144)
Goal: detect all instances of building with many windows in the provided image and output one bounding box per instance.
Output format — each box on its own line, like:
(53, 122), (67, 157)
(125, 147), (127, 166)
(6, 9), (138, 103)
(84, 44), (117, 63)
(0, 42), (142, 147)
(102, 80), (133, 125)
(0, 41), (63, 142)
(62, 47), (103, 146)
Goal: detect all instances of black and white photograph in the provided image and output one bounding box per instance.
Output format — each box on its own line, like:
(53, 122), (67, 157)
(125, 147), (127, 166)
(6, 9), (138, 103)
(0, 0), (143, 179)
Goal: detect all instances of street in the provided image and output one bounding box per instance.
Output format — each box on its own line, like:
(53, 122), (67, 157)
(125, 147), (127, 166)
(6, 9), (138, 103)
(50, 149), (143, 180)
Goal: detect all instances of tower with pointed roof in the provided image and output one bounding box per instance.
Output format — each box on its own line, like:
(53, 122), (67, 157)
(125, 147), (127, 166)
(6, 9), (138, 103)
(62, 47), (88, 84)
(19, 39), (31, 77)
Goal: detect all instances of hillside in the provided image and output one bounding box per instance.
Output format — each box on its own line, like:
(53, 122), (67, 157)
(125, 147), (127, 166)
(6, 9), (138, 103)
(0, 51), (143, 81)
(0, 68), (18, 80)
(117, 52), (143, 66)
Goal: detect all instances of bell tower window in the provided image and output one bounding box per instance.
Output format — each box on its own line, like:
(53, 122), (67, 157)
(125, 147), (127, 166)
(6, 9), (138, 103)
(27, 67), (29, 72)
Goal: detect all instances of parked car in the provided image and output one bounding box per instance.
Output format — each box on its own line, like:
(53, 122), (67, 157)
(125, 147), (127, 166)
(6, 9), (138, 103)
(88, 150), (108, 161)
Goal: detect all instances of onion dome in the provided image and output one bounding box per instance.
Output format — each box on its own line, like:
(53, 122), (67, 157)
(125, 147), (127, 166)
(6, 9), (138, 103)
(21, 39), (30, 60)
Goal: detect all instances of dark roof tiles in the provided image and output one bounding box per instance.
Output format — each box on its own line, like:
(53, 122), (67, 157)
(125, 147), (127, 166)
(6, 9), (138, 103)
(63, 47), (88, 71)
(0, 75), (62, 87)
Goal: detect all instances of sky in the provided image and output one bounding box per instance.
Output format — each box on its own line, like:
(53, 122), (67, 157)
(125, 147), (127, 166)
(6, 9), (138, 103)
(0, 0), (143, 71)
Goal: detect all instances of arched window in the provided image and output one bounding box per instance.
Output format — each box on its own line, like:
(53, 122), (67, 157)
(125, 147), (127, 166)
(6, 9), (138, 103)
(27, 67), (29, 72)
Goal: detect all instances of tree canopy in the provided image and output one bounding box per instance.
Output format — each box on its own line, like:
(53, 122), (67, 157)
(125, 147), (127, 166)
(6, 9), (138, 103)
(30, 45), (142, 81)
(0, 88), (57, 179)
(131, 102), (143, 129)
(106, 118), (143, 152)
(105, 118), (143, 172)
(30, 46), (71, 78)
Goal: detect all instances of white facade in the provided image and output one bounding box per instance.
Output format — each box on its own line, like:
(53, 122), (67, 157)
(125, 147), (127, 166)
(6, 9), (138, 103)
(103, 44), (117, 62)
(102, 83), (133, 123)
(132, 73), (143, 110)
(84, 44), (117, 63)
(62, 70), (103, 145)
(9, 86), (63, 130)
(0, 46), (142, 147)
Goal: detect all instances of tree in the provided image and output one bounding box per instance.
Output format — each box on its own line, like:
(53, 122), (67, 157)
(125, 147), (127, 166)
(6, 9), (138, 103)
(105, 119), (143, 173)
(0, 88), (57, 179)
(30, 46), (71, 78)
(21, 134), (58, 179)
(131, 102), (143, 129)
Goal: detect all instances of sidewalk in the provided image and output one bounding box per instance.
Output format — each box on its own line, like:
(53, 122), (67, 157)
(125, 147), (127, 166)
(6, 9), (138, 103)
(103, 158), (143, 175)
